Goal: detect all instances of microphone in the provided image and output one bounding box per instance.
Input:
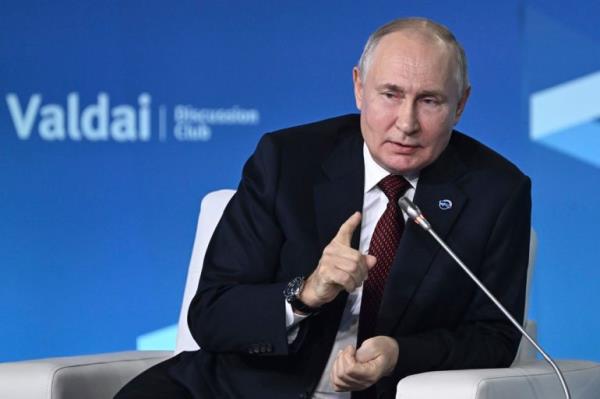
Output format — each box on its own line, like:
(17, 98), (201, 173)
(398, 197), (571, 399)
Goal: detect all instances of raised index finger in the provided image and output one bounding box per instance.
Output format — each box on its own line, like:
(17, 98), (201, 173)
(333, 211), (362, 246)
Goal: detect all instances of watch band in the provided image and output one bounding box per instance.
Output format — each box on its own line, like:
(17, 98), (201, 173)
(284, 276), (320, 315)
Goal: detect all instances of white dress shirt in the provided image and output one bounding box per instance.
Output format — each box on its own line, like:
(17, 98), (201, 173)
(285, 143), (418, 398)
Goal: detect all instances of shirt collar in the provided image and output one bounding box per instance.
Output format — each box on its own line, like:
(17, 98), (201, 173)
(363, 143), (419, 193)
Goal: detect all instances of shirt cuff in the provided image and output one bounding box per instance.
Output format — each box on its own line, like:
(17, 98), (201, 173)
(285, 300), (309, 343)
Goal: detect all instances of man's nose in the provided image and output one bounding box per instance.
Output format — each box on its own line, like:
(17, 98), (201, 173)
(395, 100), (419, 135)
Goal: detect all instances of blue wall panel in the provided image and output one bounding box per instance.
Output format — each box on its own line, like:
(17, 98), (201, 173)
(1, 0), (599, 363)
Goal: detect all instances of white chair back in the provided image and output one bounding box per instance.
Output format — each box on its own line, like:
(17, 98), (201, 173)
(513, 229), (538, 364)
(175, 189), (236, 353)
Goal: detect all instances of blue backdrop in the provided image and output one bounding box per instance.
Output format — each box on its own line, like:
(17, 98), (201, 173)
(1, 0), (599, 363)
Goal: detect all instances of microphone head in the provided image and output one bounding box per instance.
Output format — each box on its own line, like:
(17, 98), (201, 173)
(398, 197), (421, 219)
(398, 197), (432, 230)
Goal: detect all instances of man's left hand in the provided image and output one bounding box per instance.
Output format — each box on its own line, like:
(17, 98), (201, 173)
(330, 336), (399, 392)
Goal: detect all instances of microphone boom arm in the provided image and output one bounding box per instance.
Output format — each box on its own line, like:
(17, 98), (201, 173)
(399, 198), (571, 399)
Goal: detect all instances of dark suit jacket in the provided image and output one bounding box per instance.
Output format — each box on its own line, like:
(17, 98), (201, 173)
(170, 114), (531, 399)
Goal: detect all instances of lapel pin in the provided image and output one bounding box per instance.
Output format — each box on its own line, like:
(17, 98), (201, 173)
(438, 199), (453, 210)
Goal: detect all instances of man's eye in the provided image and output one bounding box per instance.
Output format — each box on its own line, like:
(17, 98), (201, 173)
(382, 92), (396, 99)
(422, 97), (439, 105)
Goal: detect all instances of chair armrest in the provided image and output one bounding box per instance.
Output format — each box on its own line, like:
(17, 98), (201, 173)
(0, 350), (172, 399)
(396, 360), (600, 399)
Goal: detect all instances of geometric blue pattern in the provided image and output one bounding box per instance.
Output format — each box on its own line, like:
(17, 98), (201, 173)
(136, 324), (177, 351)
(529, 70), (600, 141)
(526, 7), (600, 169)
(536, 121), (600, 168)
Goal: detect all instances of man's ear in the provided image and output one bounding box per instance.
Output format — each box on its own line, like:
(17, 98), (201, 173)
(353, 67), (363, 111)
(454, 85), (471, 124)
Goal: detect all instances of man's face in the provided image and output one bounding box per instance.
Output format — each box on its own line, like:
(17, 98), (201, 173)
(354, 30), (470, 175)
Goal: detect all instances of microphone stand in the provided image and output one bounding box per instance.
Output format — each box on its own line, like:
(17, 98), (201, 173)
(399, 198), (571, 399)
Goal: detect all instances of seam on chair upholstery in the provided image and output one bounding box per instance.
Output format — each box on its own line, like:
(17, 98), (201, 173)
(49, 355), (170, 399)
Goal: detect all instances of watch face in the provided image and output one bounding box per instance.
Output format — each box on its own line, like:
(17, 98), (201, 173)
(284, 276), (304, 302)
(284, 276), (319, 314)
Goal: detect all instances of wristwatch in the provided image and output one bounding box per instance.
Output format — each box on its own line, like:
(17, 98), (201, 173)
(283, 276), (321, 315)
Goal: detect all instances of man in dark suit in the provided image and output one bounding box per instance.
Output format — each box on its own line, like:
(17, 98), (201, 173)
(116, 17), (530, 399)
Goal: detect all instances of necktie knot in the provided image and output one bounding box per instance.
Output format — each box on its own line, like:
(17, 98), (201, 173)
(378, 174), (409, 203)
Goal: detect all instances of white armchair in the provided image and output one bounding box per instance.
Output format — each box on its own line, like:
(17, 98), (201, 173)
(1, 189), (599, 399)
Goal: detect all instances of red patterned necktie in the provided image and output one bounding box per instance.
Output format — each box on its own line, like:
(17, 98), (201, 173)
(353, 175), (408, 399)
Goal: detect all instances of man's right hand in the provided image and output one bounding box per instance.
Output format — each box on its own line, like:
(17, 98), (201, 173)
(300, 212), (377, 308)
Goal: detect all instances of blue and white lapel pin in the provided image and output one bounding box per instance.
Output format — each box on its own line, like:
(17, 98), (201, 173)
(438, 199), (453, 210)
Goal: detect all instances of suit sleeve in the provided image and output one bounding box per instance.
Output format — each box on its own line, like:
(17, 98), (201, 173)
(187, 133), (294, 356)
(381, 176), (532, 395)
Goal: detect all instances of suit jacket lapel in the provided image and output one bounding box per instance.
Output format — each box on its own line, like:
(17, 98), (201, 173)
(313, 126), (365, 252)
(377, 138), (469, 335)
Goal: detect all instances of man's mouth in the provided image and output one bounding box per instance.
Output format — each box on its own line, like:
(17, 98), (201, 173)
(387, 141), (420, 153)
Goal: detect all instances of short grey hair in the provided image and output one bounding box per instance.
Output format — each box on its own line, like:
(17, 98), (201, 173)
(357, 17), (470, 94)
